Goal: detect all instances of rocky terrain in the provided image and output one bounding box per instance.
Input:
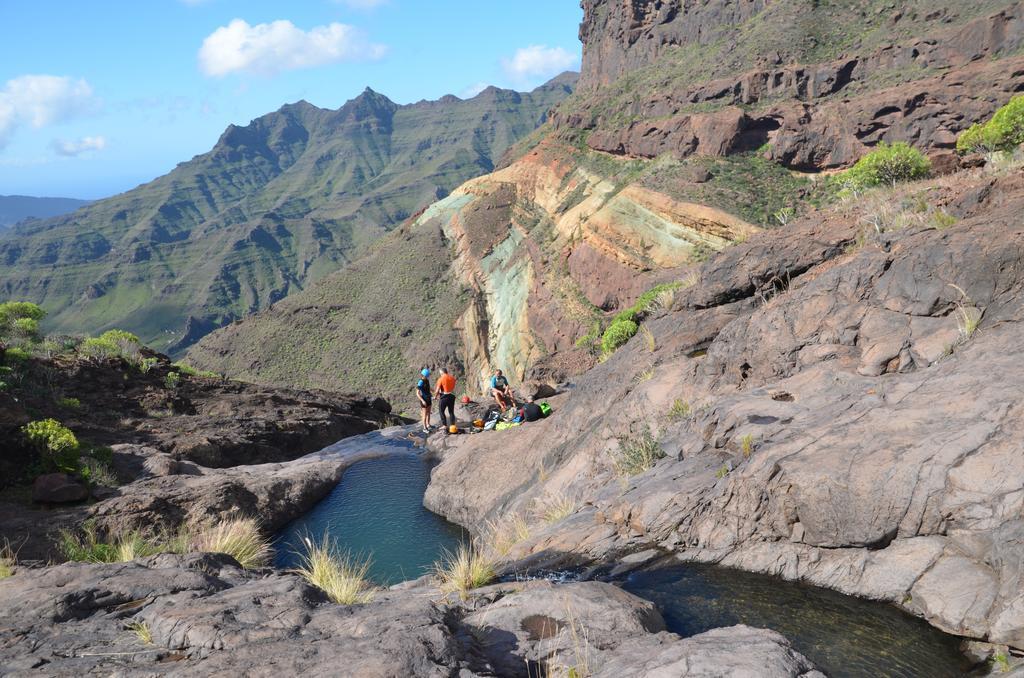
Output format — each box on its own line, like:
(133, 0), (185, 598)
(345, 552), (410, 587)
(0, 76), (575, 355)
(424, 166), (1024, 653)
(0, 350), (392, 560)
(191, 1), (1024, 408)
(4, 0), (1024, 675)
(564, 0), (1024, 170)
(0, 553), (822, 676)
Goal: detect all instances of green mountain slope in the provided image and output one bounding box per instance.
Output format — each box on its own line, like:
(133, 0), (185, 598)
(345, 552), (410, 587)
(0, 75), (576, 354)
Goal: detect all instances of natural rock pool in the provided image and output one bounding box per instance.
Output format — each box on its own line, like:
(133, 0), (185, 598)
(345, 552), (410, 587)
(620, 563), (970, 677)
(275, 428), (970, 675)
(273, 431), (466, 584)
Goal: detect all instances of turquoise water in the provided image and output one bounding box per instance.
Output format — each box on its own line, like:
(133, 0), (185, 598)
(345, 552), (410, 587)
(621, 563), (971, 677)
(275, 430), (970, 675)
(273, 436), (466, 585)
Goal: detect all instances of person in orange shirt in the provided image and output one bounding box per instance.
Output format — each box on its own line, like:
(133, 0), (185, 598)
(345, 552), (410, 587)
(434, 367), (457, 430)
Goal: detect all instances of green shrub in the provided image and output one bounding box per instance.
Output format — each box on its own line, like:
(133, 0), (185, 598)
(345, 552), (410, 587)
(957, 95), (1024, 154)
(612, 425), (665, 476)
(173, 362), (219, 379)
(80, 337), (120, 359)
(58, 523), (161, 563)
(57, 396), (81, 409)
(85, 445), (114, 465)
(164, 371), (181, 389)
(601, 319), (638, 354)
(139, 357), (158, 373)
(844, 142), (931, 190)
(0, 302), (45, 342)
(98, 329), (140, 345)
(667, 399), (691, 422)
(80, 329), (144, 364)
(22, 418), (80, 473)
(3, 346), (30, 364)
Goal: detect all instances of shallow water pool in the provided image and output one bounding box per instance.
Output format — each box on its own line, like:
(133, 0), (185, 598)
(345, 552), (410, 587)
(274, 436), (466, 585)
(621, 562), (971, 677)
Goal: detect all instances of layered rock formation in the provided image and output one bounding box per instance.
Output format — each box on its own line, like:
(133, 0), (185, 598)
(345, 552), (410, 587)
(190, 136), (760, 403)
(563, 0), (1024, 169)
(424, 167), (1024, 650)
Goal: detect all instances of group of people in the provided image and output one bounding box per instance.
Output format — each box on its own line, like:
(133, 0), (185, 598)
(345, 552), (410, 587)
(415, 366), (536, 433)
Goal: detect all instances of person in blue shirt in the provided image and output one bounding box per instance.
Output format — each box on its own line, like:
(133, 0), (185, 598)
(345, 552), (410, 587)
(489, 369), (514, 410)
(416, 368), (432, 433)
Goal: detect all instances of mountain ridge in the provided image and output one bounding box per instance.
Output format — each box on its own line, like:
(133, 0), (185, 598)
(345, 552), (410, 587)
(0, 74), (577, 354)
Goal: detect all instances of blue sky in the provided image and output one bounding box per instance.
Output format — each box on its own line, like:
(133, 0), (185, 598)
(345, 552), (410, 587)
(0, 0), (583, 199)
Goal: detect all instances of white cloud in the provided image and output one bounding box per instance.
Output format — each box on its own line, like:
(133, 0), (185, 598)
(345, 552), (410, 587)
(51, 135), (107, 157)
(0, 75), (97, 148)
(501, 45), (579, 84)
(460, 82), (490, 99)
(198, 19), (387, 77)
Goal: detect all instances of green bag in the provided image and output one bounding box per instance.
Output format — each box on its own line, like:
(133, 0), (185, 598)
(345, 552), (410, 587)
(495, 421), (521, 431)
(539, 402), (552, 417)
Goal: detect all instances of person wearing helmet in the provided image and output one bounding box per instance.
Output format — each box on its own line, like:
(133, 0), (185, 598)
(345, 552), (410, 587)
(434, 367), (457, 431)
(416, 368), (432, 433)
(490, 369), (515, 410)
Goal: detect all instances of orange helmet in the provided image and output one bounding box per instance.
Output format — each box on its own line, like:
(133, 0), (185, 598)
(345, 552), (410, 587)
(461, 395), (471, 404)
(473, 419), (484, 428)
(448, 425), (459, 434)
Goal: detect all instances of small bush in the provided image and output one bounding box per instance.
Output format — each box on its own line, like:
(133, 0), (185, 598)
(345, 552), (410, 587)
(57, 396), (81, 410)
(139, 357), (158, 373)
(80, 337), (120, 360)
(173, 361), (219, 378)
(957, 95), (1024, 154)
(80, 457), (119, 487)
(58, 524), (161, 563)
(3, 346), (30, 364)
(0, 302), (45, 343)
(295, 536), (375, 604)
(433, 542), (495, 597)
(740, 433), (755, 458)
(612, 425), (665, 476)
(640, 326), (656, 352)
(844, 142), (930, 190)
(601, 319), (638, 354)
(98, 329), (139, 345)
(22, 418), (80, 473)
(667, 399), (691, 422)
(190, 518), (270, 569)
(164, 371), (181, 389)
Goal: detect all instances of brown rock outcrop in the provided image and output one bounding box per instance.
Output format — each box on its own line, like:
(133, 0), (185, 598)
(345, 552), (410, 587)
(424, 168), (1024, 649)
(568, 1), (1024, 169)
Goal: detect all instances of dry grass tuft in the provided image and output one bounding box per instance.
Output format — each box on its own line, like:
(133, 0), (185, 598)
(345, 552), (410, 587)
(532, 491), (579, 524)
(485, 514), (531, 558)
(126, 620), (153, 645)
(433, 542), (495, 597)
(295, 536), (376, 605)
(190, 518), (271, 569)
(0, 540), (16, 578)
(740, 433), (755, 458)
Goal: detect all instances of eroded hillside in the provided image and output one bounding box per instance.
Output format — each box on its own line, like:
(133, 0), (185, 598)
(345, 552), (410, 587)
(0, 77), (575, 354)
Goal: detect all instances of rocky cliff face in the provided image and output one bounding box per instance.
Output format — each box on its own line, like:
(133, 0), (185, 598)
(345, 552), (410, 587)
(567, 0), (1024, 169)
(424, 166), (1024, 651)
(189, 135), (761, 404)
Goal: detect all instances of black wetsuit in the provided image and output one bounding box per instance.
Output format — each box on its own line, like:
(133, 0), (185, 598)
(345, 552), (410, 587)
(523, 402), (543, 422)
(438, 393), (456, 427)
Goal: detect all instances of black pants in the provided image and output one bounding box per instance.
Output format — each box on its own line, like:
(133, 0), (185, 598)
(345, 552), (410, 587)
(438, 393), (456, 427)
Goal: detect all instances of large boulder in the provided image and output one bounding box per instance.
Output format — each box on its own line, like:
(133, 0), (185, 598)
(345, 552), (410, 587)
(32, 473), (88, 504)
